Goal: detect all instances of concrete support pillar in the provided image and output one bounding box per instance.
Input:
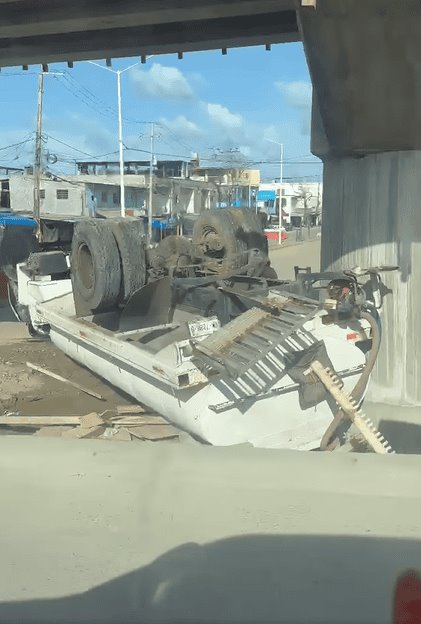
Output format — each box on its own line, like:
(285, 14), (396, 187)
(298, 0), (421, 404)
(322, 151), (421, 404)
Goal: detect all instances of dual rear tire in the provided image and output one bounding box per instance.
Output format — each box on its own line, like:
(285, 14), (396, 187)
(71, 218), (146, 314)
(72, 209), (272, 313)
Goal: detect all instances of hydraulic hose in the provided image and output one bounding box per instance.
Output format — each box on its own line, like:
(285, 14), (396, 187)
(319, 309), (381, 451)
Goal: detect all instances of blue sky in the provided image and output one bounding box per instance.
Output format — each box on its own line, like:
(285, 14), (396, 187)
(0, 43), (322, 181)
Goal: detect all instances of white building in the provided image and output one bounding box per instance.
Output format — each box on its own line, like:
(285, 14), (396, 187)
(5, 165), (218, 219)
(257, 181), (323, 227)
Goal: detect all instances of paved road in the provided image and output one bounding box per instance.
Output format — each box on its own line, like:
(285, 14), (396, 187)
(269, 239), (321, 280)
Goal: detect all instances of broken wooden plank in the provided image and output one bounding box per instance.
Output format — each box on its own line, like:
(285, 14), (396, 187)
(80, 412), (105, 428)
(0, 416), (80, 426)
(127, 424), (179, 441)
(109, 428), (132, 442)
(116, 405), (145, 415)
(62, 425), (105, 439)
(26, 362), (104, 401)
(110, 415), (168, 426)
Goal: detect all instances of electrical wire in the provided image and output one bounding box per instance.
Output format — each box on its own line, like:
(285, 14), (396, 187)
(158, 122), (196, 154)
(45, 134), (120, 161)
(46, 135), (104, 159)
(52, 75), (118, 123)
(125, 145), (192, 160)
(0, 72), (39, 77)
(0, 137), (33, 152)
(61, 72), (120, 119)
(57, 72), (156, 127)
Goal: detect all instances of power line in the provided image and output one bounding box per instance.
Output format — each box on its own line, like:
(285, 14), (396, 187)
(58, 72), (156, 127)
(125, 145), (192, 160)
(52, 75), (118, 123)
(45, 134), (119, 160)
(62, 72), (119, 118)
(0, 72), (39, 77)
(46, 135), (103, 159)
(0, 136), (33, 152)
(158, 122), (196, 154)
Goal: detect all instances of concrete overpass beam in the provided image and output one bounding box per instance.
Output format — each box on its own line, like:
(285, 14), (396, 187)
(298, 0), (421, 404)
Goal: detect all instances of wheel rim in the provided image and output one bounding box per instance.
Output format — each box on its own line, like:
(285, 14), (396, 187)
(201, 225), (225, 260)
(77, 242), (95, 291)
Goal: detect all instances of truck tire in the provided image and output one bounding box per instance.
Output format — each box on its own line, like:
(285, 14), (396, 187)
(110, 218), (147, 303)
(227, 208), (269, 257)
(71, 219), (121, 313)
(152, 235), (195, 269)
(192, 209), (248, 270)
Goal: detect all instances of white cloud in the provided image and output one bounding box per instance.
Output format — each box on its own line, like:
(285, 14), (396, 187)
(274, 82), (312, 136)
(238, 145), (252, 158)
(160, 115), (202, 138)
(275, 81), (312, 109)
(206, 103), (243, 129)
(130, 63), (194, 100)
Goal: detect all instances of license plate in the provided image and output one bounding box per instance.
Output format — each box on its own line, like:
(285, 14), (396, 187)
(188, 317), (220, 339)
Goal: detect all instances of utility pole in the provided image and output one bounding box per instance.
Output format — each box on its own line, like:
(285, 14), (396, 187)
(116, 70), (125, 217)
(148, 122), (155, 242)
(279, 142), (284, 187)
(33, 72), (44, 239)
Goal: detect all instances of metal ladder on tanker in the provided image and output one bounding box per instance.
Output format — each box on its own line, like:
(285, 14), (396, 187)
(192, 290), (395, 455)
(192, 291), (320, 380)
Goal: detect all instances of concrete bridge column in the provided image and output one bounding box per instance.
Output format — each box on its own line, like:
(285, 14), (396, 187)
(297, 1), (421, 404)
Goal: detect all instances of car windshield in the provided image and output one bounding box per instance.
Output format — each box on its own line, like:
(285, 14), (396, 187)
(0, 3), (420, 624)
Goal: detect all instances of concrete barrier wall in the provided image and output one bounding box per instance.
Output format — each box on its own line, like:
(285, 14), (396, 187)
(0, 438), (421, 623)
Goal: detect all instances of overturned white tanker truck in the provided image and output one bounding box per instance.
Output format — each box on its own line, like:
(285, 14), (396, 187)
(8, 208), (395, 453)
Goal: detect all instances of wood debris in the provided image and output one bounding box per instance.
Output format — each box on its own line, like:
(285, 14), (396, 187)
(128, 424), (179, 441)
(116, 404), (145, 415)
(0, 416), (80, 426)
(26, 361), (104, 401)
(62, 425), (105, 439)
(110, 415), (168, 426)
(80, 412), (105, 428)
(0, 406), (179, 443)
(104, 428), (132, 442)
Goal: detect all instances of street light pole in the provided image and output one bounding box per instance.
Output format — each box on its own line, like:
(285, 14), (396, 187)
(279, 142), (284, 186)
(148, 122), (155, 242)
(116, 70), (125, 217)
(88, 59), (150, 219)
(264, 138), (284, 246)
(278, 142), (284, 246)
(33, 72), (44, 239)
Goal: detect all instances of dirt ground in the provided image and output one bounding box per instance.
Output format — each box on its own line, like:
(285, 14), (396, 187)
(0, 319), (133, 426)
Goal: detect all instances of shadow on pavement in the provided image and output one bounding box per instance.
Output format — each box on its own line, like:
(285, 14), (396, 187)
(0, 533), (419, 624)
(380, 419), (421, 455)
